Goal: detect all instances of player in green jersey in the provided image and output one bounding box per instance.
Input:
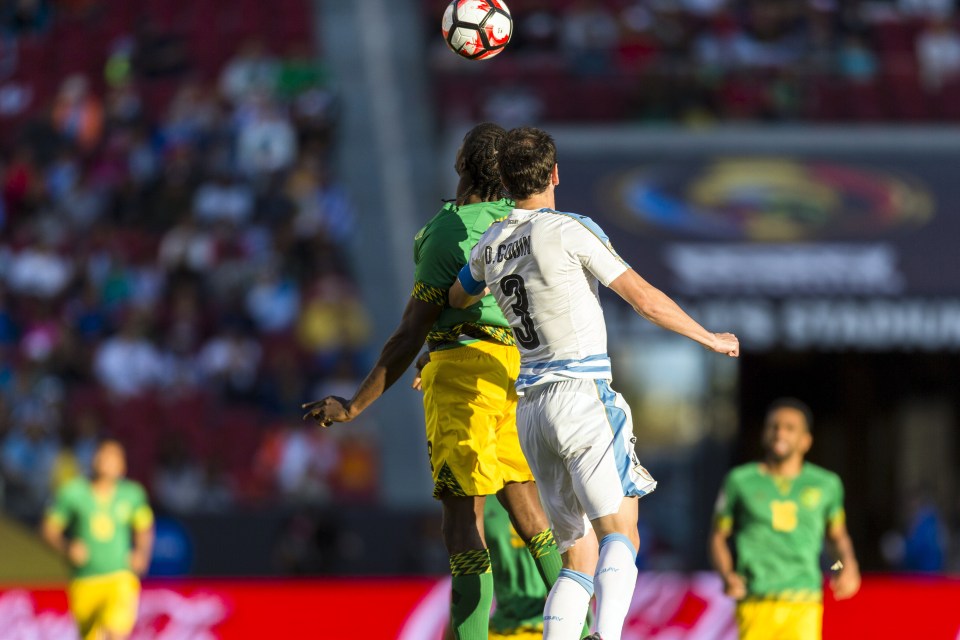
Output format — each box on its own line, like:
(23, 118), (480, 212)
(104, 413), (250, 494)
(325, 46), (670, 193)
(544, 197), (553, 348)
(710, 398), (861, 640)
(42, 440), (154, 640)
(304, 123), (566, 640)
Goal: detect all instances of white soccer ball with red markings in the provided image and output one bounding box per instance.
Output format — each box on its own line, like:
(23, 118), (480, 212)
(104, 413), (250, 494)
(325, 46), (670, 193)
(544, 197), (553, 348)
(442, 0), (513, 61)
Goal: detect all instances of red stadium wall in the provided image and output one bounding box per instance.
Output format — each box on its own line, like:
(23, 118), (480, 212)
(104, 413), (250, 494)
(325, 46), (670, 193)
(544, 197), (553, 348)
(1, 574), (958, 639)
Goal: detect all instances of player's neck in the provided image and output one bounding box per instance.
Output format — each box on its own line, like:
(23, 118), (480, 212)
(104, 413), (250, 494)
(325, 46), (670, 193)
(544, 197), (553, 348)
(91, 477), (117, 495)
(515, 190), (554, 211)
(762, 456), (804, 477)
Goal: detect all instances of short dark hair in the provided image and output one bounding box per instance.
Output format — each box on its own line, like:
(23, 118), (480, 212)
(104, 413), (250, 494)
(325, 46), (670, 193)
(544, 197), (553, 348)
(765, 397), (814, 432)
(498, 127), (557, 200)
(456, 122), (507, 203)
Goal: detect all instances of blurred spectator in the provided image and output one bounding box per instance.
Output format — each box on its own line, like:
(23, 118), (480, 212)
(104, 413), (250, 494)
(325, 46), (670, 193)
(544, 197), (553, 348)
(276, 43), (329, 104)
(52, 74), (105, 153)
(193, 170), (255, 226)
(158, 214), (217, 273)
(59, 170), (109, 229)
(838, 34), (879, 83)
(219, 39), (280, 105)
(6, 238), (74, 299)
(245, 265), (300, 334)
(163, 80), (222, 149)
(296, 273), (371, 375)
(235, 97), (298, 177)
(287, 157), (356, 244)
(93, 312), (165, 397)
(275, 422), (338, 502)
(2, 145), (44, 221)
(729, 1), (806, 69)
(1, 378), (60, 516)
(197, 320), (262, 400)
(916, 16), (960, 92)
(66, 279), (110, 343)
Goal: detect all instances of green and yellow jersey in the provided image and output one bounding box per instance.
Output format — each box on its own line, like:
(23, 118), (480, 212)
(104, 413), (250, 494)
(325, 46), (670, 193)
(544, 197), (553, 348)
(715, 462), (845, 601)
(413, 199), (515, 349)
(485, 499), (546, 636)
(46, 478), (154, 579)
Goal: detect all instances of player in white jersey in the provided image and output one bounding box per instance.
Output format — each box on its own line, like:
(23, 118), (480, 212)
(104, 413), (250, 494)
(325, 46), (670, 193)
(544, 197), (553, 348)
(450, 127), (739, 640)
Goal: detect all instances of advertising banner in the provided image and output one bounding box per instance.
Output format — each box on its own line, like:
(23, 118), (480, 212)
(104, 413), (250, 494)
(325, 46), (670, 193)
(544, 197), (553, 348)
(2, 573), (958, 639)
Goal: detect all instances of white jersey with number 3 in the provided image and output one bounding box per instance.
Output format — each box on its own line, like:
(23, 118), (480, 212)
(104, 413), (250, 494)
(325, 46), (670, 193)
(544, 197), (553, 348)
(460, 208), (629, 391)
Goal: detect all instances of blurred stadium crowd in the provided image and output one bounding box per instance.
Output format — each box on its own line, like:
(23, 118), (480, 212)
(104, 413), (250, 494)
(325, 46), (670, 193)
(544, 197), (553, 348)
(0, 0), (380, 525)
(429, 0), (960, 124)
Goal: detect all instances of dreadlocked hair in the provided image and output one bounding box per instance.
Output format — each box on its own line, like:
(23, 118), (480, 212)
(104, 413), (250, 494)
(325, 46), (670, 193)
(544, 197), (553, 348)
(456, 122), (507, 204)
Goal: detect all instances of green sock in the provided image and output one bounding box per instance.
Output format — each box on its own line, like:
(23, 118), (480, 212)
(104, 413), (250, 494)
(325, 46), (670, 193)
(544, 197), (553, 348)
(449, 549), (493, 640)
(526, 528), (563, 588)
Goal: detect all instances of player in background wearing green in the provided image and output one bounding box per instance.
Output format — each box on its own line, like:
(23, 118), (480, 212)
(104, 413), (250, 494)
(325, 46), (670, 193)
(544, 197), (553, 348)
(42, 440), (155, 640)
(710, 398), (861, 640)
(304, 123), (566, 640)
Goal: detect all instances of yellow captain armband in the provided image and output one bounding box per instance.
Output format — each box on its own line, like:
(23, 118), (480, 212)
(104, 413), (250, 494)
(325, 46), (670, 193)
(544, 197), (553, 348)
(44, 511), (67, 531)
(131, 506), (155, 531)
(715, 515), (733, 534)
(827, 508), (846, 533)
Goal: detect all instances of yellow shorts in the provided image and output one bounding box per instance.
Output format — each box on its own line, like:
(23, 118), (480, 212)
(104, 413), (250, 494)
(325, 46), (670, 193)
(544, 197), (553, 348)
(489, 629), (543, 640)
(422, 340), (534, 499)
(736, 599), (822, 640)
(68, 570), (141, 640)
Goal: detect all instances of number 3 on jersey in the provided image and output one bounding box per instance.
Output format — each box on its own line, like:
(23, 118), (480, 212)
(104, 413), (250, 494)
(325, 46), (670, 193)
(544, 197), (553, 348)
(501, 275), (540, 349)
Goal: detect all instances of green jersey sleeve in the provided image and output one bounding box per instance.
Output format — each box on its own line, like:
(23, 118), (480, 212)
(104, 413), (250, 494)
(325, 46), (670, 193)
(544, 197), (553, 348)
(825, 473), (846, 527)
(714, 471), (740, 533)
(413, 205), (470, 306)
(129, 482), (155, 531)
(45, 481), (78, 530)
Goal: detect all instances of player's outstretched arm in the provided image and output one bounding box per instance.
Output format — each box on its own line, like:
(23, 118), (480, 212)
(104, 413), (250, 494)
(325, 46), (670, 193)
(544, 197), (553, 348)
(826, 520), (861, 599)
(303, 297), (441, 426)
(608, 268), (739, 356)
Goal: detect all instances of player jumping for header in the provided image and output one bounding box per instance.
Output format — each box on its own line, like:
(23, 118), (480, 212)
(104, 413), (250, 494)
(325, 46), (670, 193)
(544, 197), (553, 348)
(450, 126), (739, 640)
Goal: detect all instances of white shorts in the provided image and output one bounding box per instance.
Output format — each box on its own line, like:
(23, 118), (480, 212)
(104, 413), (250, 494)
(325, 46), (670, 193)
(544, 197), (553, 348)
(516, 378), (657, 553)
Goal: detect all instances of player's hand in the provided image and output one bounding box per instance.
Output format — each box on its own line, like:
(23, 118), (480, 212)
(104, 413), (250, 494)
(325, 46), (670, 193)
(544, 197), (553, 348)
(129, 549), (151, 576)
(302, 396), (353, 427)
(711, 333), (740, 357)
(830, 565), (861, 600)
(722, 572), (747, 600)
(412, 352), (431, 392)
(67, 540), (89, 568)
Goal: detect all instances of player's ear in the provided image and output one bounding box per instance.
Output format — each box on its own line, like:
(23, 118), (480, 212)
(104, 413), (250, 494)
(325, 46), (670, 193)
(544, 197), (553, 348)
(552, 163), (559, 186)
(800, 429), (813, 455)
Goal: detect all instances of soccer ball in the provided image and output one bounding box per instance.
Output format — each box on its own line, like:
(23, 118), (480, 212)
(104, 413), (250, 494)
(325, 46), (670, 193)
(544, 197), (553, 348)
(442, 0), (513, 61)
